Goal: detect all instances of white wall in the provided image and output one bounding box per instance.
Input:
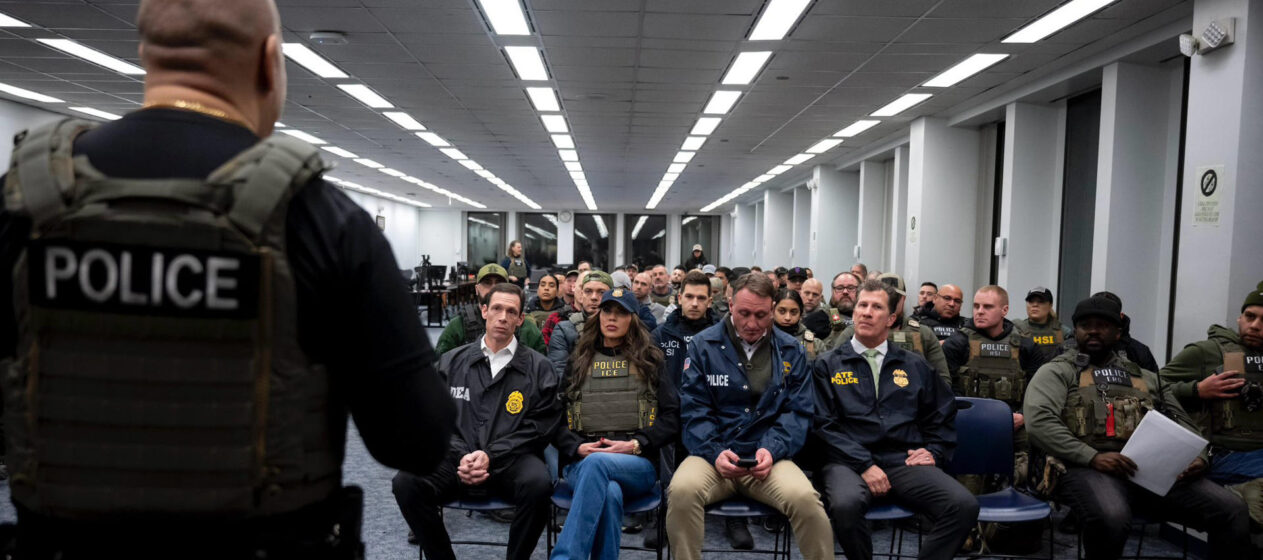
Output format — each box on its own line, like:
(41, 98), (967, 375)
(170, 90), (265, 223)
(809, 165), (859, 280)
(887, 147), (911, 274)
(0, 99), (64, 156)
(857, 160), (886, 267)
(791, 186), (811, 264)
(732, 202), (756, 266)
(343, 190), (435, 269)
(762, 189), (793, 268)
(905, 118), (982, 307)
(998, 102), (1064, 304)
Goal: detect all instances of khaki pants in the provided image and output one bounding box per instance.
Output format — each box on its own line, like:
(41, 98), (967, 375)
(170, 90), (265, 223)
(665, 456), (833, 560)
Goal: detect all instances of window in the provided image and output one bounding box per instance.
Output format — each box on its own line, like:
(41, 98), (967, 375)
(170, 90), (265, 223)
(680, 215), (721, 268)
(624, 214), (666, 269)
(466, 212), (504, 267)
(518, 213), (558, 269)
(574, 213), (614, 271)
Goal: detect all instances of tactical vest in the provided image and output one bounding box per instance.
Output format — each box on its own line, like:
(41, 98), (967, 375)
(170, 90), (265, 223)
(1022, 318), (1066, 363)
(461, 303), (485, 345)
(506, 258), (527, 283)
(798, 329), (819, 360)
(889, 320), (925, 356)
(651, 289), (673, 308)
(958, 327), (1026, 405)
(929, 320), (961, 341)
(1061, 360), (1154, 452)
(3, 118), (339, 520)
(1208, 339), (1263, 436)
(566, 354), (656, 435)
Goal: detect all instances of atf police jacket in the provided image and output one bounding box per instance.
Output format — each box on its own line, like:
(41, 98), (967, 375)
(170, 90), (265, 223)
(440, 339), (562, 476)
(811, 342), (957, 473)
(680, 320), (815, 465)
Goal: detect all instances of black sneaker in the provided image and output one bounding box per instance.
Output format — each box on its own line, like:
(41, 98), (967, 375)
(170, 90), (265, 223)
(642, 519), (660, 549)
(724, 517), (754, 550)
(488, 510), (516, 524)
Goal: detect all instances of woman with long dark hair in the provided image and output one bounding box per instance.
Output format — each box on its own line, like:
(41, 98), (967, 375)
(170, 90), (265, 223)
(774, 288), (826, 360)
(551, 288), (677, 559)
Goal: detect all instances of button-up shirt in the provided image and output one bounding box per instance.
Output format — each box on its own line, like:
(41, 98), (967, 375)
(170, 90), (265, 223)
(481, 335), (518, 379)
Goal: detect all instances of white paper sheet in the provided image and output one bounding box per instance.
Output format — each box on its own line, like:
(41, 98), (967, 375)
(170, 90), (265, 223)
(1120, 411), (1208, 496)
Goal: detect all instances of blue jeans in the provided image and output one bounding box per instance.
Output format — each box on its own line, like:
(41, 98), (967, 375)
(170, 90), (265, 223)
(551, 452), (657, 560)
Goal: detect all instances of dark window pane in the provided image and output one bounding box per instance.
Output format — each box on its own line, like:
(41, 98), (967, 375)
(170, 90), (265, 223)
(466, 212), (504, 268)
(574, 213), (614, 270)
(625, 214), (666, 269)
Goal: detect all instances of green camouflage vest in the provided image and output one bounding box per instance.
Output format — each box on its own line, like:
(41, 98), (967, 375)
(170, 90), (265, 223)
(2, 118), (339, 520)
(566, 354), (656, 435)
(958, 326), (1026, 405)
(1062, 357), (1153, 452)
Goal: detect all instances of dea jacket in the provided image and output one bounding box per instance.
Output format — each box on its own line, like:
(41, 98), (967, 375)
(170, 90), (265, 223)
(679, 320), (815, 465)
(439, 340), (563, 475)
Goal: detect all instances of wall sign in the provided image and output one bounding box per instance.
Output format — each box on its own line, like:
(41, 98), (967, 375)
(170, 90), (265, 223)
(1193, 165), (1224, 227)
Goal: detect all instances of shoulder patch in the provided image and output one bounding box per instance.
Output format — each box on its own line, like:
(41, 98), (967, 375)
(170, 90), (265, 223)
(682, 357), (690, 371)
(907, 318), (920, 328)
(803, 330), (815, 342)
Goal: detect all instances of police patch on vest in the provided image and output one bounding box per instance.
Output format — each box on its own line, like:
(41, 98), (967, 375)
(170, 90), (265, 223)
(506, 390), (525, 414)
(1093, 368), (1133, 387)
(1245, 354), (1263, 374)
(893, 369), (909, 388)
(933, 326), (957, 339)
(978, 342), (1011, 358)
(28, 239), (260, 318)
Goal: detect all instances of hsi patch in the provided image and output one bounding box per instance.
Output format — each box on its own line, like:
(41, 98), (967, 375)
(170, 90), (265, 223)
(506, 390), (525, 414)
(832, 371), (858, 385)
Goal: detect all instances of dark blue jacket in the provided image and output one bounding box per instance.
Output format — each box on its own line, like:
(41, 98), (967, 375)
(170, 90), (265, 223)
(652, 308), (718, 388)
(811, 341), (957, 473)
(680, 320), (814, 465)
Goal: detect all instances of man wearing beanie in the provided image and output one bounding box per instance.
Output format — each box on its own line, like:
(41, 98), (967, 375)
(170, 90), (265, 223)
(1161, 280), (1263, 525)
(1025, 296), (1249, 560)
(547, 270), (613, 381)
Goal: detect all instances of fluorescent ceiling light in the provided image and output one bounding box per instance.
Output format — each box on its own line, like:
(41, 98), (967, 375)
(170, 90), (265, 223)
(870, 93), (932, 117)
(379, 168), (406, 177)
(668, 163), (686, 173)
(565, 161), (583, 172)
(37, 39), (145, 75)
(663, 172), (679, 182)
(551, 134), (575, 149)
(807, 138), (843, 154)
(749, 0), (812, 40)
(569, 171), (586, 181)
(0, 82), (63, 103)
(753, 174), (773, 183)
(382, 111), (426, 130)
(721, 51), (772, 85)
(673, 151), (696, 163)
(416, 132), (449, 147)
(321, 146), (358, 158)
(0, 12), (30, 27)
(326, 176), (431, 209)
(631, 215), (648, 239)
(459, 160), (484, 171)
(681, 136), (707, 151)
(477, 0), (531, 35)
(337, 84), (393, 109)
(279, 129), (326, 145)
(354, 158), (383, 168)
(691, 117), (722, 136)
(593, 215), (608, 238)
(525, 87), (560, 111)
(923, 54), (1009, 87)
(504, 46), (549, 80)
(68, 107), (122, 121)
(476, 169), (496, 178)
(540, 114), (568, 133)
(652, 230), (665, 240)
(1003, 0), (1118, 43)
(703, 90), (742, 114)
(784, 153), (812, 165)
(440, 148), (468, 160)
(768, 165), (792, 175)
(558, 149), (579, 161)
(281, 43), (347, 79)
(834, 120), (880, 137)
(682, 216), (697, 225)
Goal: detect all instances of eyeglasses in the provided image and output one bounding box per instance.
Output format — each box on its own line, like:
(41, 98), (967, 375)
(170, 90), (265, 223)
(938, 296), (964, 304)
(832, 285), (858, 293)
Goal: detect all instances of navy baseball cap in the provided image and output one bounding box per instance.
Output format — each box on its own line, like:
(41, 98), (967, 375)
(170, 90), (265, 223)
(600, 288), (641, 315)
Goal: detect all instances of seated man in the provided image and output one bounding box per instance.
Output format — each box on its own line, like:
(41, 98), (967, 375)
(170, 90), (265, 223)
(547, 270), (613, 381)
(393, 283), (561, 560)
(666, 273), (832, 560)
(814, 280), (977, 560)
(436, 263), (546, 357)
(1161, 280), (1263, 525)
(1025, 296), (1250, 560)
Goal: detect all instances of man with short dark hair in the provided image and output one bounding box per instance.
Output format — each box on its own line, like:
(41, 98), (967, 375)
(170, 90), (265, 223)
(546, 270), (613, 380)
(851, 263), (869, 280)
(560, 270), (580, 309)
(633, 271), (669, 324)
(667, 273), (832, 560)
(917, 284), (969, 342)
(395, 283), (561, 560)
(1025, 296), (1249, 560)
(829, 271), (862, 331)
(437, 264), (546, 357)
(826, 273), (950, 384)
(650, 265), (674, 307)
(786, 267), (808, 292)
(915, 282), (939, 315)
(815, 280), (977, 560)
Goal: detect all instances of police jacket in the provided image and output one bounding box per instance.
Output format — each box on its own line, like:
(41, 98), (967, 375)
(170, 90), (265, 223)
(553, 347), (680, 472)
(653, 308), (719, 387)
(942, 319), (1044, 381)
(440, 339), (562, 475)
(548, 311), (588, 382)
(915, 306), (969, 341)
(435, 307), (547, 358)
(826, 317), (951, 385)
(680, 320), (815, 465)
(811, 341), (957, 472)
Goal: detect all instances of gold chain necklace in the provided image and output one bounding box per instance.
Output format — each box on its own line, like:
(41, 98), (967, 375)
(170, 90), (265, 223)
(141, 99), (253, 130)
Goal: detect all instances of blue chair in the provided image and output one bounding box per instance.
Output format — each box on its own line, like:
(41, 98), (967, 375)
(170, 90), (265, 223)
(546, 479), (666, 560)
(865, 500), (919, 559)
(702, 497), (792, 559)
(441, 493), (517, 550)
(948, 397), (1054, 559)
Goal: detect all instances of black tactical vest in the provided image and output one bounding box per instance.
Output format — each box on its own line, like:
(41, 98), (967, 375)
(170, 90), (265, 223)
(958, 327), (1026, 405)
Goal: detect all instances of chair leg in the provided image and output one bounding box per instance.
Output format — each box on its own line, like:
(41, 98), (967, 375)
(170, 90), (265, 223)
(1135, 521), (1146, 559)
(546, 505), (555, 557)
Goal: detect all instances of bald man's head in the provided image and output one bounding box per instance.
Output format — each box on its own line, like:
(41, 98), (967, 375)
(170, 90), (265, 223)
(935, 284), (964, 319)
(137, 0), (285, 135)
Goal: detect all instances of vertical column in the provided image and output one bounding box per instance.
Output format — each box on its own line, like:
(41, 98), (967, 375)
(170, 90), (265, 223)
(887, 147), (911, 274)
(792, 187), (812, 265)
(614, 213), (626, 266)
(752, 202), (765, 266)
(763, 189), (794, 268)
(557, 213), (575, 266)
(1174, 0), (1263, 348)
(906, 117), (981, 301)
(733, 203), (756, 266)
(665, 212), (682, 269)
(998, 102), (1064, 301)
(1093, 61), (1184, 350)
(857, 160), (887, 267)
(809, 166), (859, 280)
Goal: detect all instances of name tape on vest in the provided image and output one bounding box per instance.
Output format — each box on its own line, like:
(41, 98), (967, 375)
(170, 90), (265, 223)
(1246, 355), (1263, 373)
(978, 342), (1011, 357)
(933, 326), (957, 339)
(29, 240), (261, 319)
(1092, 367), (1133, 387)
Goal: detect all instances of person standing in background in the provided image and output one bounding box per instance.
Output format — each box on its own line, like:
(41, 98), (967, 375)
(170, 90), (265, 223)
(501, 240), (530, 290)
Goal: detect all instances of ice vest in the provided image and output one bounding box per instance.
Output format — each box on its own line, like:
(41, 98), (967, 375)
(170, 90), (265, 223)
(958, 327), (1026, 405)
(566, 353), (656, 435)
(1061, 358), (1154, 452)
(2, 118), (339, 520)
(1208, 339), (1263, 437)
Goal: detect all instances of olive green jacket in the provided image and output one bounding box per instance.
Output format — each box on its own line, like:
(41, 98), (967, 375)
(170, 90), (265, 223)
(823, 319), (950, 385)
(1160, 324), (1262, 450)
(1025, 350), (1202, 467)
(435, 314), (547, 358)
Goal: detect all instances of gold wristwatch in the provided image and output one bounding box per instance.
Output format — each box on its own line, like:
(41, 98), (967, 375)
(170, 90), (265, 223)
(631, 438), (642, 455)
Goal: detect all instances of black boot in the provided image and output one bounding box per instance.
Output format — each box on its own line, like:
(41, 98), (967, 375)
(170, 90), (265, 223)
(724, 517), (754, 550)
(642, 516), (660, 549)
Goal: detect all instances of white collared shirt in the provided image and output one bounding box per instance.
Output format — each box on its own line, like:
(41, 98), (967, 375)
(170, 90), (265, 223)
(851, 337), (890, 372)
(730, 316), (767, 359)
(481, 335), (518, 380)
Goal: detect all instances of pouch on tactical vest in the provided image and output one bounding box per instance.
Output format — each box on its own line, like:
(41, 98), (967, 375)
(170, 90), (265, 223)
(890, 323), (925, 355)
(1061, 362), (1154, 452)
(959, 329), (1026, 406)
(566, 356), (656, 436)
(1209, 346), (1263, 435)
(3, 118), (339, 520)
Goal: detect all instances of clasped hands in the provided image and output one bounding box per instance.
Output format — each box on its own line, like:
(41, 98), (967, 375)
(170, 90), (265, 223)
(860, 448), (935, 497)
